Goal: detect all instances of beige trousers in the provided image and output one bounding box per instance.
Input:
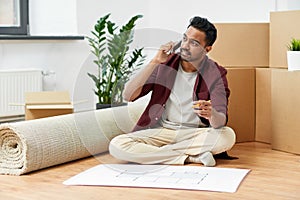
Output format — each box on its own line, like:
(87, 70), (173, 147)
(109, 126), (236, 165)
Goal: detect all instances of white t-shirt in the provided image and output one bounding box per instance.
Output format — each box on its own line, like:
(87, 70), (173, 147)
(160, 64), (206, 129)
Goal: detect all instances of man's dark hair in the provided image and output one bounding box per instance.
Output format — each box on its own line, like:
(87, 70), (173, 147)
(188, 16), (217, 46)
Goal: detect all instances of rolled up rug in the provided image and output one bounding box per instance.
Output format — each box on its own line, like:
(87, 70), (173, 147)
(0, 103), (144, 175)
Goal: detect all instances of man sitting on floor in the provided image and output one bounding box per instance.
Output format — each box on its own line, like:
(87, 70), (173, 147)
(109, 16), (236, 167)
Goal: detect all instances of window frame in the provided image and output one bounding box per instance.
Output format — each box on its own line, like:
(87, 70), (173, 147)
(0, 0), (29, 35)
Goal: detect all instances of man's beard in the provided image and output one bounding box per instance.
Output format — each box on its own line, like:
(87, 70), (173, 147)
(180, 48), (193, 62)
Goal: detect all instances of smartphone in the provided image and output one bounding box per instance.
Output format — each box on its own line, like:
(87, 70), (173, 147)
(171, 40), (181, 54)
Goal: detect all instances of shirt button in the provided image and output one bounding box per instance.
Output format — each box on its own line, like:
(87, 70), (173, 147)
(155, 117), (158, 120)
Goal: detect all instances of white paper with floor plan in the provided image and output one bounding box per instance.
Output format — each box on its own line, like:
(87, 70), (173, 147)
(63, 164), (250, 193)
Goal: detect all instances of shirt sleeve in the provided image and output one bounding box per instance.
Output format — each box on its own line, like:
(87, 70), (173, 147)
(199, 59), (230, 123)
(131, 65), (159, 102)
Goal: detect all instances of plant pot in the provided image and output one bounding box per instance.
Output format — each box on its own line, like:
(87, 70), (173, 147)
(287, 51), (300, 71)
(96, 103), (112, 110)
(96, 102), (128, 110)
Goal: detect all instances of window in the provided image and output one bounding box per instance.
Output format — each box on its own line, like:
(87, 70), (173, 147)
(0, 0), (28, 35)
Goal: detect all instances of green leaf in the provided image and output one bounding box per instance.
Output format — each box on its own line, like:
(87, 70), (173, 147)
(87, 73), (99, 84)
(120, 15), (143, 32)
(107, 21), (117, 35)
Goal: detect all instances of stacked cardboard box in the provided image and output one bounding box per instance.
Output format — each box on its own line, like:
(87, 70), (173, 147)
(209, 23), (269, 143)
(268, 10), (300, 154)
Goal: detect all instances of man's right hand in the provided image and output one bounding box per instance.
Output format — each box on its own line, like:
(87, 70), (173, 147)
(123, 41), (178, 102)
(151, 41), (177, 64)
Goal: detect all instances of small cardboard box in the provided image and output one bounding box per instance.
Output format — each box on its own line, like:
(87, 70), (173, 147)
(25, 91), (73, 120)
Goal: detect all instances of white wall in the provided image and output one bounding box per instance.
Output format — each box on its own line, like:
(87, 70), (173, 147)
(276, 0), (300, 11)
(29, 0), (78, 36)
(1, 0), (299, 112)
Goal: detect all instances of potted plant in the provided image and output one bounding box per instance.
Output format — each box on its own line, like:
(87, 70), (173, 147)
(287, 38), (300, 71)
(87, 13), (146, 109)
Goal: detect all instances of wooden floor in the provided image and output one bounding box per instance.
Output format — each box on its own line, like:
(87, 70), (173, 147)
(1, 142), (299, 200)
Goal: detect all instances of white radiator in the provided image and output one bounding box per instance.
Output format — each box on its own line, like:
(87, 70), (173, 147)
(0, 69), (43, 118)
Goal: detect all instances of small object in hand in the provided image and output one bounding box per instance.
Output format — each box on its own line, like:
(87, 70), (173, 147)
(192, 103), (201, 108)
(192, 100), (211, 108)
(171, 40), (181, 53)
(167, 40), (181, 55)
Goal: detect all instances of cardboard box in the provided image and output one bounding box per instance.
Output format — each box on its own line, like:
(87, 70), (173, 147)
(226, 68), (256, 142)
(270, 10), (300, 68)
(255, 68), (271, 143)
(25, 91), (73, 120)
(209, 23), (269, 67)
(271, 69), (300, 154)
